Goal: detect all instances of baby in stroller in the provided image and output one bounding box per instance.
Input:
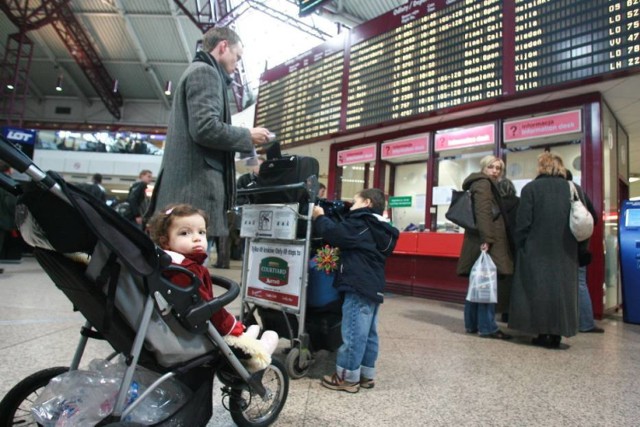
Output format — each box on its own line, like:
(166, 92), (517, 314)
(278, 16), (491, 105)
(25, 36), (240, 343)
(147, 203), (279, 372)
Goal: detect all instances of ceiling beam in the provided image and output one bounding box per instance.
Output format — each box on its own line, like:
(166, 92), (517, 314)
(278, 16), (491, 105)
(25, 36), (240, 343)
(31, 57), (185, 66)
(247, 0), (331, 40)
(28, 30), (91, 106)
(167, 0), (195, 62)
(111, 0), (171, 110)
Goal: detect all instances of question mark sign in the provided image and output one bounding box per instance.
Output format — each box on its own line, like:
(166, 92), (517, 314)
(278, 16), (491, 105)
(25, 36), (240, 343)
(510, 125), (517, 137)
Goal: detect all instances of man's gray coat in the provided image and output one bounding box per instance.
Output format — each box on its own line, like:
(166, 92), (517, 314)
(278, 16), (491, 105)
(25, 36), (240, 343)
(155, 54), (253, 237)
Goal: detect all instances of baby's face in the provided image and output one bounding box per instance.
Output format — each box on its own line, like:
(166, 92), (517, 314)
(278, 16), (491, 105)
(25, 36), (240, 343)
(166, 214), (207, 255)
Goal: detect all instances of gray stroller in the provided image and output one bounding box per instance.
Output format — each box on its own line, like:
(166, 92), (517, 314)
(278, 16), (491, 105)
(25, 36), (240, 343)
(0, 135), (289, 426)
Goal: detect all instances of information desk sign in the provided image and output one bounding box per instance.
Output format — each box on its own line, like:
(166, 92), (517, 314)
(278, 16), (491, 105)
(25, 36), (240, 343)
(244, 240), (306, 313)
(389, 196), (412, 208)
(240, 204), (299, 240)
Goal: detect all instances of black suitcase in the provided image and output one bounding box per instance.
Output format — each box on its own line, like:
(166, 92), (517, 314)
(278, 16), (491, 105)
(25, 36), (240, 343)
(255, 155), (319, 204)
(254, 155), (319, 236)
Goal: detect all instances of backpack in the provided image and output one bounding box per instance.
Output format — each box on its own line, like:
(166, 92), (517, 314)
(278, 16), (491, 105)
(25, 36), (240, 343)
(568, 181), (594, 242)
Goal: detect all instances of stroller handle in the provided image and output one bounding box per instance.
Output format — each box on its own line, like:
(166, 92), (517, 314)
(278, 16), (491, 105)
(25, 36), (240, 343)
(0, 134), (34, 173)
(0, 135), (60, 193)
(182, 275), (241, 332)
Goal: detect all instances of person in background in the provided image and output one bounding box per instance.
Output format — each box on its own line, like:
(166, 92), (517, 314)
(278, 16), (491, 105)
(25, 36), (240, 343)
(495, 177), (519, 323)
(456, 155), (513, 340)
(230, 157), (264, 260)
(150, 26), (271, 266)
(312, 188), (399, 393)
(566, 170), (604, 334)
(126, 169), (152, 226)
(318, 182), (327, 199)
(89, 173), (107, 202)
(0, 161), (18, 273)
(509, 152), (580, 348)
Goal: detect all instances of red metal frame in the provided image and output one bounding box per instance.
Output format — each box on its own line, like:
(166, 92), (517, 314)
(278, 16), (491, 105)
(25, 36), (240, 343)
(0, 32), (33, 127)
(0, 0), (122, 120)
(50, 3), (122, 119)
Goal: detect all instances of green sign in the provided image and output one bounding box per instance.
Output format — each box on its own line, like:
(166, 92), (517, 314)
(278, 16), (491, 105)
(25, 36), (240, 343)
(388, 196), (412, 208)
(258, 257), (289, 286)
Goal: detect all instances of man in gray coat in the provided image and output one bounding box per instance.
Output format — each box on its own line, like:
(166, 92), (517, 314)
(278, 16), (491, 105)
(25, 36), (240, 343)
(153, 27), (271, 258)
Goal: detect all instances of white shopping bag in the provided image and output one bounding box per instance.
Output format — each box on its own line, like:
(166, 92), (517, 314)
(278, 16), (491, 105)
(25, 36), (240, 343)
(466, 250), (498, 304)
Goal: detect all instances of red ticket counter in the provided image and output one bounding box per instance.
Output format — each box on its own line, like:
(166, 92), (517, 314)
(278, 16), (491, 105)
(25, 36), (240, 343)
(385, 232), (467, 303)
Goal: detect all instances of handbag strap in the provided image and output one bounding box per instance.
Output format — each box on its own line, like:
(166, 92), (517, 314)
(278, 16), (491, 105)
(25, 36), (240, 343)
(568, 180), (583, 203)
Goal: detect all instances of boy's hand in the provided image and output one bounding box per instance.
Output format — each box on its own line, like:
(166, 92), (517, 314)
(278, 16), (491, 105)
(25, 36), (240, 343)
(312, 205), (325, 219)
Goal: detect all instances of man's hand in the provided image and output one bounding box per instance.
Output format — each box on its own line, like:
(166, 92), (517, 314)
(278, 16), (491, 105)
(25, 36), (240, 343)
(312, 206), (325, 220)
(250, 127), (271, 146)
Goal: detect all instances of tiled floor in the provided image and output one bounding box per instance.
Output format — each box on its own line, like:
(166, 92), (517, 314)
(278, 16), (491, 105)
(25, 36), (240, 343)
(1, 256), (639, 426)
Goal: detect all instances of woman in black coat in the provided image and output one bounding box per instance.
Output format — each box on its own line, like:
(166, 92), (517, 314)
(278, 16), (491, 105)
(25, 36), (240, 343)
(509, 152), (579, 348)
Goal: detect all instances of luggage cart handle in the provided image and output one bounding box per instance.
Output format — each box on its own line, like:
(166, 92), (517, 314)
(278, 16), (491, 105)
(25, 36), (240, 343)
(236, 174), (319, 201)
(237, 181), (306, 196)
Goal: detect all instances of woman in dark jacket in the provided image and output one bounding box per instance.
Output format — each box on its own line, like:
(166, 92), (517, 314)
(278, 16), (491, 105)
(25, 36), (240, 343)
(509, 152), (579, 348)
(456, 155), (514, 339)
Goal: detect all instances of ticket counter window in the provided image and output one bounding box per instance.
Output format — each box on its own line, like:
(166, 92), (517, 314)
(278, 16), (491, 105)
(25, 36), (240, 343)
(435, 151), (492, 232)
(340, 163), (374, 201)
(504, 143), (581, 192)
(391, 162), (427, 231)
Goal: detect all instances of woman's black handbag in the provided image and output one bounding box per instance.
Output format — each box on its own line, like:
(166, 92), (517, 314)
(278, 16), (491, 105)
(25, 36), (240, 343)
(445, 190), (477, 230)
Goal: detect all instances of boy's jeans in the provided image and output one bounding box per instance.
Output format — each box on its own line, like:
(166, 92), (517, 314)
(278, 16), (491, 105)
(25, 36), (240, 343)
(464, 300), (499, 335)
(336, 292), (379, 383)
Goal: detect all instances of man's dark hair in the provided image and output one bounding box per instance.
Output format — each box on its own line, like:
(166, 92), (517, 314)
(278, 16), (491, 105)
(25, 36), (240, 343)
(92, 173), (103, 184)
(319, 183), (326, 190)
(202, 27), (242, 52)
(358, 188), (386, 214)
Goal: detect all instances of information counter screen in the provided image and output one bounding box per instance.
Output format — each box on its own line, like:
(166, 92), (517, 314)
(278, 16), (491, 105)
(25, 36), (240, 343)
(345, 0), (503, 130)
(625, 208), (640, 228)
(515, 0), (640, 92)
(254, 50), (343, 145)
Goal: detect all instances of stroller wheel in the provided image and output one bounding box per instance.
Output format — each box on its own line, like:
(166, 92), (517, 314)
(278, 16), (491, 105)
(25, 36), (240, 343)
(229, 359), (289, 427)
(0, 366), (69, 427)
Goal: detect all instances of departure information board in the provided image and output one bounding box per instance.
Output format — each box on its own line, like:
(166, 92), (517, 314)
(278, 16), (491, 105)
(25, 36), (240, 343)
(345, 0), (502, 130)
(254, 41), (344, 145)
(254, 0), (640, 145)
(515, 0), (640, 91)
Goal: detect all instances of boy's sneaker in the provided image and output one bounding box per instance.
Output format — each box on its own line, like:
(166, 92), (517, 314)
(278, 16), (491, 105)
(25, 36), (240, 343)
(321, 373), (359, 393)
(360, 377), (375, 389)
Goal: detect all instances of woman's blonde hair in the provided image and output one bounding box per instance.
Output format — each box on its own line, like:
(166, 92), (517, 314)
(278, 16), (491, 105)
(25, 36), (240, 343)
(537, 152), (566, 178)
(479, 155), (504, 175)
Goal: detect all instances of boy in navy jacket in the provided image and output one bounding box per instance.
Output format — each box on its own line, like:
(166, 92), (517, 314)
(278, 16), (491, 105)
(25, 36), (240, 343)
(312, 188), (399, 393)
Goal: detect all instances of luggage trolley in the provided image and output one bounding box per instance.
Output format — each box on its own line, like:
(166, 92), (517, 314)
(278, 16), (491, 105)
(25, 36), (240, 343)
(237, 176), (330, 379)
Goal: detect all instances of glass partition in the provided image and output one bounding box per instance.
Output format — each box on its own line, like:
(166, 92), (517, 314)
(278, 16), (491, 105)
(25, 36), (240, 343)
(391, 162), (427, 231)
(435, 150), (492, 232)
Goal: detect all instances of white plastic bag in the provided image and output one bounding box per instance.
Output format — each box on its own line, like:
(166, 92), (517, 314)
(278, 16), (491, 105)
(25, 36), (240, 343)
(466, 250), (498, 303)
(31, 357), (192, 426)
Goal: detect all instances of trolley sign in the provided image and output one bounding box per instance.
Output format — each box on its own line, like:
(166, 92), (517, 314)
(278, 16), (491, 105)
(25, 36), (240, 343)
(240, 203), (299, 240)
(245, 241), (305, 312)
